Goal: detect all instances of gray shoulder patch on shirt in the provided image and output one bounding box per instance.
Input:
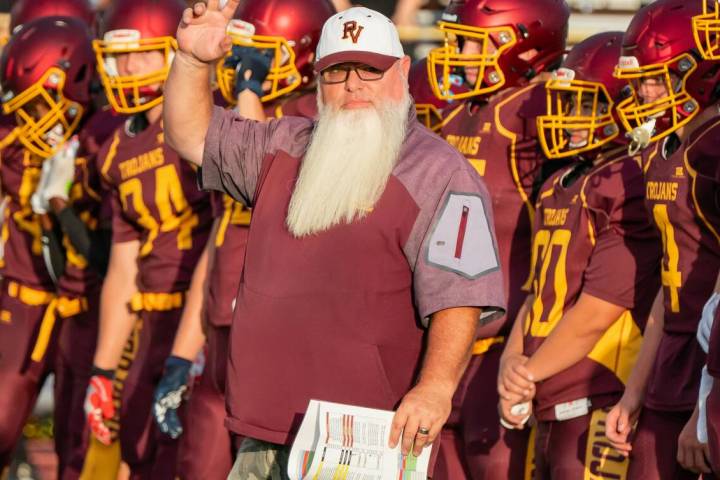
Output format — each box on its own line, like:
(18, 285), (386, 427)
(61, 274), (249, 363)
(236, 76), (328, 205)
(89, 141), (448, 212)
(425, 191), (500, 279)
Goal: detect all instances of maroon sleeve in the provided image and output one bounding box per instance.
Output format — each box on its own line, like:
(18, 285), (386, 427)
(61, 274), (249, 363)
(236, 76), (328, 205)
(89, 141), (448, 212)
(582, 159), (661, 309)
(200, 106), (312, 205)
(409, 168), (506, 324)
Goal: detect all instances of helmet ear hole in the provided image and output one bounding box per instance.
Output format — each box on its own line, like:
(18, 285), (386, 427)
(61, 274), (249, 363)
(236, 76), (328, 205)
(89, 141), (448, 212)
(74, 63), (87, 83)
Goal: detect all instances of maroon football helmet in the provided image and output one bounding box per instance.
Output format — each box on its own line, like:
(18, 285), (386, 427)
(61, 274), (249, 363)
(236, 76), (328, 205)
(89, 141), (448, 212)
(614, 0), (720, 148)
(409, 57), (468, 132)
(427, 0), (570, 100)
(1, 16), (95, 157)
(93, 0), (185, 113)
(537, 32), (627, 158)
(216, 0), (336, 105)
(10, 0), (95, 31)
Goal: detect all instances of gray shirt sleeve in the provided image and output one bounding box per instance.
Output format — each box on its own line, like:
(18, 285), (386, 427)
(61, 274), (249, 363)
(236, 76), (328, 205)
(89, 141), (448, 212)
(200, 105), (312, 205)
(408, 168), (506, 325)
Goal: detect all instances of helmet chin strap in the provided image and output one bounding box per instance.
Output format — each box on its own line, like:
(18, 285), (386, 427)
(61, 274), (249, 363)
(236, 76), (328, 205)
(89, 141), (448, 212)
(626, 117), (655, 155)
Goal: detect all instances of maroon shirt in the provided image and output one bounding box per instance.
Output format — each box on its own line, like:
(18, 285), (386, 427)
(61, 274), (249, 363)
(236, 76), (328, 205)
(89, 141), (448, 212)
(201, 106), (506, 444)
(206, 93), (317, 327)
(57, 108), (125, 298)
(642, 118), (720, 411)
(205, 192), (250, 327)
(689, 119), (720, 380)
(0, 115), (54, 290)
(441, 82), (556, 334)
(523, 151), (661, 421)
(97, 117), (212, 293)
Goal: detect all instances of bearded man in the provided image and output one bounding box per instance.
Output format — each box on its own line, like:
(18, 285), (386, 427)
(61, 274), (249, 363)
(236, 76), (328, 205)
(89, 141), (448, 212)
(164, 2), (506, 478)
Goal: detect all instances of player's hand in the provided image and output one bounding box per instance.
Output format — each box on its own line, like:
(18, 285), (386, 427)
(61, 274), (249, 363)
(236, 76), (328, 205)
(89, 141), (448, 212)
(677, 410), (712, 474)
(498, 396), (532, 430)
(153, 355), (192, 439)
(497, 353), (535, 402)
(224, 46), (273, 97)
(389, 381), (453, 457)
(605, 390), (642, 456)
(84, 369), (115, 445)
(176, 0), (240, 64)
(43, 136), (79, 203)
(30, 159), (53, 215)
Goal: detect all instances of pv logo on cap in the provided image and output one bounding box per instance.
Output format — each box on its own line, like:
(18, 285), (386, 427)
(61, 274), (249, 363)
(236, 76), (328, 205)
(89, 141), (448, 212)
(342, 21), (364, 43)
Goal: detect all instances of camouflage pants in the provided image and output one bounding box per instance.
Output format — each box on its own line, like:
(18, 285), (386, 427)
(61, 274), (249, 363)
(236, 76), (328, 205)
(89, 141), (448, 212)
(227, 438), (290, 480)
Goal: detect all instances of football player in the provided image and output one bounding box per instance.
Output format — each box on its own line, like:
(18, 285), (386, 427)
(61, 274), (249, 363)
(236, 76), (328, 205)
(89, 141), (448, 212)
(82, 0), (213, 478)
(150, 1), (335, 477)
(606, 0), (720, 477)
(8, 4), (122, 479)
(428, 0), (570, 477)
(9, 0), (96, 33)
(687, 4), (720, 476)
(0, 15), (99, 475)
(408, 57), (468, 133)
(497, 31), (662, 479)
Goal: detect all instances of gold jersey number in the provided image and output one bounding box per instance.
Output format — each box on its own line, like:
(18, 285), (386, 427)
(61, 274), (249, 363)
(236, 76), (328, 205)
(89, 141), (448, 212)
(119, 164), (199, 256)
(652, 203), (682, 313)
(526, 228), (571, 338)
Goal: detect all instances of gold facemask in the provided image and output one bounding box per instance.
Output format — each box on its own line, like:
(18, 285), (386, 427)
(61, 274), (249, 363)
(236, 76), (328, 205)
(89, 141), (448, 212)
(2, 67), (84, 158)
(426, 21), (516, 101)
(537, 68), (619, 159)
(613, 54), (698, 146)
(693, 1), (720, 60)
(216, 20), (302, 106)
(415, 103), (444, 132)
(93, 29), (176, 114)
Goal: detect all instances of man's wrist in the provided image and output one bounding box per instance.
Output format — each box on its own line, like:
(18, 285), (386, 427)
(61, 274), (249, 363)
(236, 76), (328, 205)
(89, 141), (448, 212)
(175, 50), (214, 70)
(415, 376), (456, 398)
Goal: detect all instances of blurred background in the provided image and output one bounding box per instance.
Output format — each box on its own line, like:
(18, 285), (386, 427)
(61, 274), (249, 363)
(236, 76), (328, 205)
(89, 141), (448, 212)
(0, 0), (652, 478)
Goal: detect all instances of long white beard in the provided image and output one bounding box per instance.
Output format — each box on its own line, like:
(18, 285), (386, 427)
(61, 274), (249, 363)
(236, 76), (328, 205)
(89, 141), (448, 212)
(286, 91), (412, 237)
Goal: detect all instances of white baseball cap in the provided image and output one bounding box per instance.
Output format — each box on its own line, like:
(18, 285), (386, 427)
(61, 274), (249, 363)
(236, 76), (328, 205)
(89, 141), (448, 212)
(314, 6), (405, 73)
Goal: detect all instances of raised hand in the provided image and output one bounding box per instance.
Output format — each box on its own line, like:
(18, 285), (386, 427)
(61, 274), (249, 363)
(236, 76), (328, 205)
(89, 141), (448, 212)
(176, 0), (241, 64)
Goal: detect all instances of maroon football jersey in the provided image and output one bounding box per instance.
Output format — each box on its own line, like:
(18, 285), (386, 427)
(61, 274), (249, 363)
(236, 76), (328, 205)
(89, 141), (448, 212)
(0, 115), (54, 290)
(523, 150), (661, 421)
(642, 118), (720, 411)
(205, 92), (318, 327)
(57, 108), (125, 298)
(441, 82), (557, 332)
(97, 117), (212, 293)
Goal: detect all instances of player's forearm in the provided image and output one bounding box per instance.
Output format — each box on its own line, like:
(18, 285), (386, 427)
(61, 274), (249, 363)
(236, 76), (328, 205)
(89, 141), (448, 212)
(237, 90), (267, 121)
(417, 307), (480, 395)
(164, 51), (214, 166)
(170, 242), (210, 360)
(500, 295), (532, 360)
(93, 241), (140, 370)
(623, 290), (664, 400)
(524, 293), (626, 382)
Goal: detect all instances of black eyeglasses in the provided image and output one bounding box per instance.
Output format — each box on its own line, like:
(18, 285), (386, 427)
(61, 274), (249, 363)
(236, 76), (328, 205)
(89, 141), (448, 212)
(319, 64), (386, 84)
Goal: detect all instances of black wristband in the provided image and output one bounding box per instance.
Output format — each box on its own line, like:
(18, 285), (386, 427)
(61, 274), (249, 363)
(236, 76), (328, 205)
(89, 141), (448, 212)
(91, 366), (116, 380)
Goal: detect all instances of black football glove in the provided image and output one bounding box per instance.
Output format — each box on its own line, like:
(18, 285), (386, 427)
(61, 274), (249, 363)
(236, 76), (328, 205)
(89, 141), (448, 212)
(153, 355), (192, 439)
(224, 45), (273, 98)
